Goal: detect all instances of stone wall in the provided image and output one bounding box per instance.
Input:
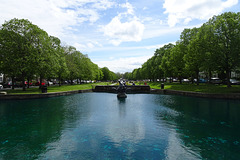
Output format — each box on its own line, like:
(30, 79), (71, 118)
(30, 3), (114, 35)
(93, 85), (150, 93)
(150, 89), (240, 100)
(0, 89), (92, 100)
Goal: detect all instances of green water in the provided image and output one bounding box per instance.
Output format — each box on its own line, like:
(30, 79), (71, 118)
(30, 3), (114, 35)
(0, 93), (240, 159)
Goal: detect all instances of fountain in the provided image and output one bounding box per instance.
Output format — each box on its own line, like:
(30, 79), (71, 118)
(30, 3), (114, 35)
(117, 79), (127, 98)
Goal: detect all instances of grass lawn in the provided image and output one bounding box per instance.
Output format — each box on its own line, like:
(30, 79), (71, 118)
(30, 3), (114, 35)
(137, 82), (240, 94)
(5, 82), (110, 94)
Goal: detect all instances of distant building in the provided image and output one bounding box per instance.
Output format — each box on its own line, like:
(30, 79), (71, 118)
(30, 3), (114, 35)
(231, 72), (240, 78)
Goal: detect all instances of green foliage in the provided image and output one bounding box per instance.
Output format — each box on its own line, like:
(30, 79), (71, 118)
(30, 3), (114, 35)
(126, 12), (240, 88)
(170, 43), (186, 81)
(101, 67), (118, 81)
(0, 18), (116, 91)
(0, 18), (48, 90)
(210, 12), (240, 87)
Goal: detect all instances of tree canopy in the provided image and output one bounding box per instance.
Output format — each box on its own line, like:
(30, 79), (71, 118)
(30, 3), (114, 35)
(0, 18), (118, 90)
(125, 12), (240, 88)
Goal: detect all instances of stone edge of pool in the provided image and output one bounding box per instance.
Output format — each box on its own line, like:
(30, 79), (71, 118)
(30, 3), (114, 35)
(151, 89), (240, 100)
(0, 88), (240, 100)
(0, 89), (93, 100)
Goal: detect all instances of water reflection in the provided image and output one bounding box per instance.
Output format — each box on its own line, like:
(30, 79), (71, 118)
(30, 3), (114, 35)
(0, 95), (90, 159)
(154, 95), (240, 159)
(104, 95), (145, 148)
(118, 97), (126, 117)
(118, 97), (126, 103)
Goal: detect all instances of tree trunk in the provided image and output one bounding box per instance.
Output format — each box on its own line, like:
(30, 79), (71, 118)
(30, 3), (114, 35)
(39, 75), (43, 89)
(208, 69), (212, 84)
(196, 70), (199, 86)
(226, 69), (231, 88)
(11, 76), (15, 90)
(191, 74), (194, 84)
(179, 76), (182, 84)
(27, 78), (30, 88)
(22, 77), (26, 91)
(58, 75), (61, 87)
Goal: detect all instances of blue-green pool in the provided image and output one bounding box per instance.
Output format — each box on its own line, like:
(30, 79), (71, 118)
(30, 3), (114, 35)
(0, 93), (240, 159)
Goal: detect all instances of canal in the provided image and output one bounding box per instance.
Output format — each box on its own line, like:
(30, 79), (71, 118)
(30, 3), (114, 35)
(0, 93), (240, 159)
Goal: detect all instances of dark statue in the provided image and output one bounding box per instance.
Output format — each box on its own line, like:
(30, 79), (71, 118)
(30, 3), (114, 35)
(117, 79), (127, 98)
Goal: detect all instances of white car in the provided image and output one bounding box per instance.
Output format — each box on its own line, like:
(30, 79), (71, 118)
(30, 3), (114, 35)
(48, 81), (53, 85)
(0, 84), (3, 90)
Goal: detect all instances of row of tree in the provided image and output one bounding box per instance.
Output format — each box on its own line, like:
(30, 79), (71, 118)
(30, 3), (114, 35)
(124, 12), (240, 87)
(0, 18), (118, 90)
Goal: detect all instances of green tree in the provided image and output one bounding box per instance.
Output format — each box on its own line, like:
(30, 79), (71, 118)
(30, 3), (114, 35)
(197, 23), (218, 81)
(0, 29), (21, 89)
(0, 18), (47, 90)
(170, 43), (186, 83)
(160, 43), (175, 82)
(35, 32), (58, 89)
(209, 12), (240, 87)
(101, 67), (111, 81)
(65, 46), (80, 84)
(184, 27), (206, 85)
(93, 64), (103, 81)
(50, 37), (69, 86)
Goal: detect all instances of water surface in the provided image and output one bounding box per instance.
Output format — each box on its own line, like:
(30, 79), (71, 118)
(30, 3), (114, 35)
(0, 93), (240, 159)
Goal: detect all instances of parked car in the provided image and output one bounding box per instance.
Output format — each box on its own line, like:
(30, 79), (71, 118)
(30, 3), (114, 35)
(25, 81), (33, 86)
(230, 79), (240, 85)
(47, 81), (53, 85)
(3, 81), (18, 88)
(199, 79), (207, 83)
(210, 78), (222, 84)
(3, 81), (12, 88)
(63, 81), (68, 84)
(223, 79), (240, 85)
(173, 78), (178, 82)
(183, 79), (190, 83)
(19, 81), (32, 87)
(35, 82), (45, 86)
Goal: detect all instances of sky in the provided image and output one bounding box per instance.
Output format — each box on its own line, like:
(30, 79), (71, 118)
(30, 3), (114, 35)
(0, 0), (239, 73)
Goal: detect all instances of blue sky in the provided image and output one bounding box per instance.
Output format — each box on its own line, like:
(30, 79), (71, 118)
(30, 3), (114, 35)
(0, 0), (239, 73)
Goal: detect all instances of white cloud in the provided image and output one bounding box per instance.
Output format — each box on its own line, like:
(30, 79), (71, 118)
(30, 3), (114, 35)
(163, 0), (239, 27)
(74, 43), (87, 50)
(102, 16), (144, 46)
(87, 43), (95, 48)
(120, 2), (135, 15)
(101, 1), (145, 46)
(74, 41), (103, 52)
(143, 7), (148, 10)
(97, 56), (151, 73)
(92, 0), (116, 10)
(0, 0), (115, 37)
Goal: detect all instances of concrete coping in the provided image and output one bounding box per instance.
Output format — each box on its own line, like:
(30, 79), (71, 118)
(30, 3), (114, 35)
(0, 89), (92, 100)
(150, 89), (240, 100)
